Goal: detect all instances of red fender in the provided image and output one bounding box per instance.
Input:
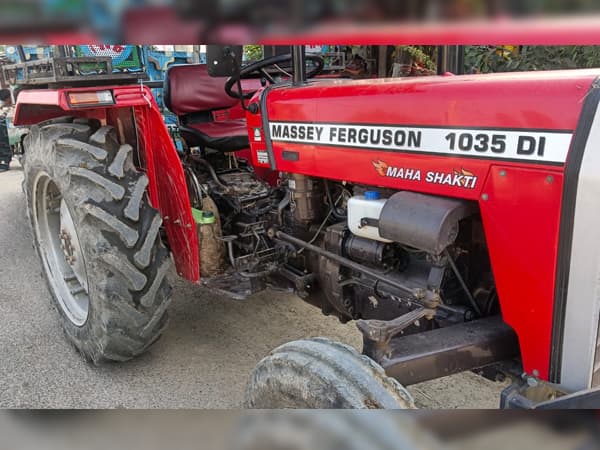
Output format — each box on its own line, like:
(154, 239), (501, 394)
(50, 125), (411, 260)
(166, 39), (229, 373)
(15, 85), (200, 283)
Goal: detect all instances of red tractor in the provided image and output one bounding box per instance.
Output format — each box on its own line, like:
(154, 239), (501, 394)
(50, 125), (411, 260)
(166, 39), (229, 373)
(11, 45), (600, 408)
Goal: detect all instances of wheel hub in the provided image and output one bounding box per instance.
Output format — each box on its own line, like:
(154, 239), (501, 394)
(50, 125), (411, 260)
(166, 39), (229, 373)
(59, 200), (88, 292)
(60, 230), (75, 264)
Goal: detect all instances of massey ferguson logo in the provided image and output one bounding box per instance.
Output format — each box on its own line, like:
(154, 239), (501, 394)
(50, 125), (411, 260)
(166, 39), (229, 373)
(372, 160), (478, 189)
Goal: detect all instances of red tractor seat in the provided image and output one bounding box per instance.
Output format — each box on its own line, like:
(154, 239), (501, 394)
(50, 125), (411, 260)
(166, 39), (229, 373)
(164, 64), (250, 152)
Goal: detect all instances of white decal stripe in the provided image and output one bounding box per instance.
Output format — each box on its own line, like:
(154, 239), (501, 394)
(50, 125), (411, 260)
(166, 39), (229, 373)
(269, 122), (573, 163)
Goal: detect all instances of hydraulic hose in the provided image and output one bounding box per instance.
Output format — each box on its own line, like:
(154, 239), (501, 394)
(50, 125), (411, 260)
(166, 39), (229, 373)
(324, 179), (347, 220)
(193, 157), (231, 193)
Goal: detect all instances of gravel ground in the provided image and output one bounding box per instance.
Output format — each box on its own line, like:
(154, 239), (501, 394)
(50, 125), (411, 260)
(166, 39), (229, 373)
(0, 160), (507, 408)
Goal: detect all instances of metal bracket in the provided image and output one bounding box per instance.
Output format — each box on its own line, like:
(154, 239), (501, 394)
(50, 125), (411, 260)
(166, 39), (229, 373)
(357, 307), (435, 360)
(362, 316), (519, 386)
(501, 379), (600, 408)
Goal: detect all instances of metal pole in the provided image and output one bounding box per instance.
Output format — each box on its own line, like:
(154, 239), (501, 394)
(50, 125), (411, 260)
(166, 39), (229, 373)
(378, 46), (388, 78)
(16, 45), (26, 63)
(454, 46), (465, 75)
(437, 46), (446, 75)
(192, 45), (201, 64)
(437, 46), (465, 75)
(291, 45), (306, 85)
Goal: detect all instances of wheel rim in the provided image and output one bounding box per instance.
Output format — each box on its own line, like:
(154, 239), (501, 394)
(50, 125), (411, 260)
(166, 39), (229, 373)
(33, 172), (90, 326)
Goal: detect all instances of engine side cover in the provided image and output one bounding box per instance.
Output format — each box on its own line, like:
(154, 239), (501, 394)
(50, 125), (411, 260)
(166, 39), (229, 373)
(379, 191), (473, 255)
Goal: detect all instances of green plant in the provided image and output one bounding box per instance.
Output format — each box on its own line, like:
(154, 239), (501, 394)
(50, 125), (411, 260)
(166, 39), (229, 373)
(392, 46), (437, 72)
(244, 45), (263, 62)
(464, 46), (600, 73)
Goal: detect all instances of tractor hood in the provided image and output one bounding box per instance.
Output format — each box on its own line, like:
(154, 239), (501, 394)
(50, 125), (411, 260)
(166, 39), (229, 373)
(247, 69), (600, 199)
(245, 68), (600, 385)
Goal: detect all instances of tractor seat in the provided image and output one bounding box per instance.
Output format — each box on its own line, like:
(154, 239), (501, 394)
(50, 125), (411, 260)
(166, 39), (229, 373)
(164, 64), (249, 152)
(183, 120), (249, 153)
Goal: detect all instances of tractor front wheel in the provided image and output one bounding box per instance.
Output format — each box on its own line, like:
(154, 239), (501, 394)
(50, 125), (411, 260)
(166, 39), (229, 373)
(244, 337), (415, 409)
(234, 411), (440, 450)
(23, 118), (172, 363)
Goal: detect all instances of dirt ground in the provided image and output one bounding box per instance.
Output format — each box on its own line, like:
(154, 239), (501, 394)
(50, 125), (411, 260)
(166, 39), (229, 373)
(0, 160), (507, 408)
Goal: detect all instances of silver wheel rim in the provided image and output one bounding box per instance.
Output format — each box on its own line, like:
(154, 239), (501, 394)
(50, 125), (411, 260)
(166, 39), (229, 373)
(33, 172), (90, 326)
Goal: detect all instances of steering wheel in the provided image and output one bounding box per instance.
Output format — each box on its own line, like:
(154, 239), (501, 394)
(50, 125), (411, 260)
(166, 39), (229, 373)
(225, 53), (325, 99)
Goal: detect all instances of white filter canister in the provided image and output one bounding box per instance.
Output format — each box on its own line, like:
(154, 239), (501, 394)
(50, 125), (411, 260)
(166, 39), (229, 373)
(347, 191), (392, 243)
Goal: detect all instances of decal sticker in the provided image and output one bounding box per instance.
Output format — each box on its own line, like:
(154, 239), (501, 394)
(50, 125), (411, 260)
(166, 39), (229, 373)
(253, 128), (262, 141)
(372, 160), (421, 181)
(426, 168), (478, 189)
(372, 160), (478, 189)
(256, 150), (269, 164)
(82, 45), (131, 65)
(270, 122), (573, 164)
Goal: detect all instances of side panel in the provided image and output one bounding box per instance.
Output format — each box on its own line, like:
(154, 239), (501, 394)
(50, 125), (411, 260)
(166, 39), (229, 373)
(478, 166), (564, 379)
(15, 86), (199, 283)
(559, 98), (600, 391)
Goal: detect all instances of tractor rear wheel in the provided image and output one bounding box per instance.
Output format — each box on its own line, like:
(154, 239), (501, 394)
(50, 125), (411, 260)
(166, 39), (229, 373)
(23, 118), (172, 363)
(244, 337), (415, 409)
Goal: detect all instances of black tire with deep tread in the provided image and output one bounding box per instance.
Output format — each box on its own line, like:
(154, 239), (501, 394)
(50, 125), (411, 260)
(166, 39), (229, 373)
(244, 337), (416, 409)
(23, 117), (172, 363)
(234, 411), (441, 450)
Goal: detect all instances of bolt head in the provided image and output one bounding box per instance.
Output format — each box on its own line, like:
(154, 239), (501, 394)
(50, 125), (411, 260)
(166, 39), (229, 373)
(499, 170), (507, 177)
(481, 193), (489, 201)
(546, 175), (554, 184)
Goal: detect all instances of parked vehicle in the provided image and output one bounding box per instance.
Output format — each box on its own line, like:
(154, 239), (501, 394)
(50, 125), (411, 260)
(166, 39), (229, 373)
(10, 45), (600, 408)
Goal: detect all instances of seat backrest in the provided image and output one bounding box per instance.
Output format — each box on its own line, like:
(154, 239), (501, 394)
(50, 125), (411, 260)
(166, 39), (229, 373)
(164, 64), (238, 116)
